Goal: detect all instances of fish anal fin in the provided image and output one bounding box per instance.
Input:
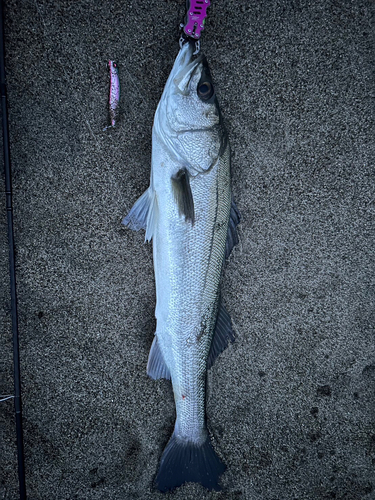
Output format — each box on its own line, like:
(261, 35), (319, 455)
(147, 335), (171, 380)
(171, 168), (195, 224)
(207, 302), (235, 369)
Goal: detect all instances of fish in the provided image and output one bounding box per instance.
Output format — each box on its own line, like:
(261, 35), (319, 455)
(104, 60), (120, 130)
(123, 40), (240, 492)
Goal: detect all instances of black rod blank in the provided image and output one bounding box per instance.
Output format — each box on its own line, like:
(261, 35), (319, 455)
(0, 0), (27, 498)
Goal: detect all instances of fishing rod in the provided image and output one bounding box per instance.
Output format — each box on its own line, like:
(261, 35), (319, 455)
(0, 0), (27, 498)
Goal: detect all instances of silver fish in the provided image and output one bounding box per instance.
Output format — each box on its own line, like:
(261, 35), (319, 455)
(123, 41), (239, 492)
(104, 60), (120, 130)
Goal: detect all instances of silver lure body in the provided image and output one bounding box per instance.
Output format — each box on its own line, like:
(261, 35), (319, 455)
(124, 41), (237, 491)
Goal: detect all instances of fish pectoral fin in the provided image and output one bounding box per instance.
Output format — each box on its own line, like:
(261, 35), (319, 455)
(147, 335), (171, 380)
(225, 199), (241, 259)
(122, 187), (157, 242)
(207, 302), (235, 369)
(171, 168), (195, 224)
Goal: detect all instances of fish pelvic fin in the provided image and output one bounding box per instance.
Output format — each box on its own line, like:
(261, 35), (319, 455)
(171, 168), (195, 224)
(147, 335), (171, 380)
(122, 187), (157, 242)
(154, 432), (226, 493)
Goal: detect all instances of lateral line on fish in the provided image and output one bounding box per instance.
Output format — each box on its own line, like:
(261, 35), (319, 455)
(203, 173), (220, 289)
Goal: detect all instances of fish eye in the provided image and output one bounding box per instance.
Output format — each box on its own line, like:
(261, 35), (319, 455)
(197, 81), (214, 100)
(113, 62), (117, 68)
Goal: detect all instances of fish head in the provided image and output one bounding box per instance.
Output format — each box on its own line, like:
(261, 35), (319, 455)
(154, 42), (227, 173)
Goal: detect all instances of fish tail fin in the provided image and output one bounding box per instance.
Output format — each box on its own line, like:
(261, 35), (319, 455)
(154, 432), (226, 492)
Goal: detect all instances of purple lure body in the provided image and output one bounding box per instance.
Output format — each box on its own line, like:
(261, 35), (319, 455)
(108, 60), (120, 128)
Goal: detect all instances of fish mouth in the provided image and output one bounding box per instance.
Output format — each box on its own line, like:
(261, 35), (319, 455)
(169, 42), (205, 95)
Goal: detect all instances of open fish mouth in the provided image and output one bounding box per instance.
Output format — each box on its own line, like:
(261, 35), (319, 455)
(167, 42), (204, 95)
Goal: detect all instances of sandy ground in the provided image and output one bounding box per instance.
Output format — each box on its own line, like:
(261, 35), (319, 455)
(1, 0), (374, 499)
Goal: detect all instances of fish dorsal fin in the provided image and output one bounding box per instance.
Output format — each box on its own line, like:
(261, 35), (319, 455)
(225, 200), (240, 259)
(147, 335), (171, 380)
(171, 168), (195, 224)
(122, 187), (157, 242)
(207, 302), (235, 369)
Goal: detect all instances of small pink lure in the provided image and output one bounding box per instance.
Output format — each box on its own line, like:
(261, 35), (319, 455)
(104, 60), (120, 130)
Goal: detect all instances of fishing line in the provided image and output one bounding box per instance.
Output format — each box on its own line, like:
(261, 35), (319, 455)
(0, 0), (27, 498)
(0, 395), (15, 402)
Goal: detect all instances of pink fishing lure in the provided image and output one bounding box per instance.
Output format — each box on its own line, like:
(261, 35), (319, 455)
(105, 60), (120, 129)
